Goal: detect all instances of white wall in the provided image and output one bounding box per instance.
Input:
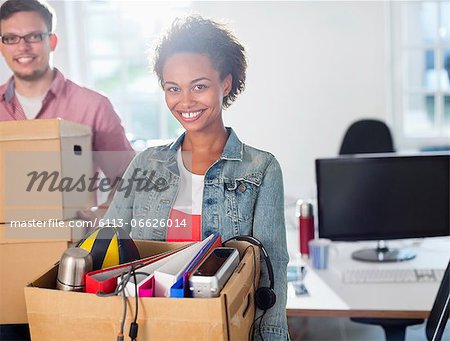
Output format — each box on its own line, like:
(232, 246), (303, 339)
(192, 1), (388, 202)
(0, 1), (389, 205)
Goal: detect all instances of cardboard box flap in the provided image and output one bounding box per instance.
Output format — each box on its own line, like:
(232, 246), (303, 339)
(222, 246), (259, 315)
(28, 264), (59, 289)
(134, 240), (193, 258)
(221, 242), (260, 340)
(0, 119), (91, 141)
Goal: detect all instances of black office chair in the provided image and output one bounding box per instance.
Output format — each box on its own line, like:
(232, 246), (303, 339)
(339, 119), (424, 340)
(339, 119), (395, 155)
(426, 260), (450, 341)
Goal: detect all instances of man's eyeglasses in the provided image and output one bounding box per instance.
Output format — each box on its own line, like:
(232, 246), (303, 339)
(1, 32), (51, 45)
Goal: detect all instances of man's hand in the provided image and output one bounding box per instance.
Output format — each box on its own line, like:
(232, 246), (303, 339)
(77, 183), (117, 227)
(76, 205), (108, 225)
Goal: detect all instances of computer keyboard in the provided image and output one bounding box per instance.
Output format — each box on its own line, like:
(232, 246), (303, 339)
(343, 268), (445, 284)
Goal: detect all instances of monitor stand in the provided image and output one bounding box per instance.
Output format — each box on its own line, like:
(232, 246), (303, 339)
(351, 240), (416, 262)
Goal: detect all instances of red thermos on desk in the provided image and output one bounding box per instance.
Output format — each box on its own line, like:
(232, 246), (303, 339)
(299, 202), (315, 256)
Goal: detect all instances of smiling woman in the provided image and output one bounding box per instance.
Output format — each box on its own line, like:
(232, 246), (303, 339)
(161, 53), (232, 143)
(104, 16), (290, 341)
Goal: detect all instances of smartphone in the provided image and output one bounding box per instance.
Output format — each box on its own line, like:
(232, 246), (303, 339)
(189, 247), (240, 298)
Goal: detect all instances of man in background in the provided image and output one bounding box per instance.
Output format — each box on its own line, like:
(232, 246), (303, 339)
(0, 0), (135, 220)
(0, 1), (134, 339)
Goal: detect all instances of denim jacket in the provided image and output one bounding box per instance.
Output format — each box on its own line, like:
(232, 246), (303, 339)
(104, 128), (289, 340)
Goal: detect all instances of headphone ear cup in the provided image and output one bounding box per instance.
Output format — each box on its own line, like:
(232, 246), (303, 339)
(254, 286), (276, 311)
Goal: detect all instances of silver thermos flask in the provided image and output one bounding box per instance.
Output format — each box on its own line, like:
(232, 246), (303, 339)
(56, 247), (93, 291)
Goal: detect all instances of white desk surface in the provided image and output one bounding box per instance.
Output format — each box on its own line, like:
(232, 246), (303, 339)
(286, 228), (450, 318)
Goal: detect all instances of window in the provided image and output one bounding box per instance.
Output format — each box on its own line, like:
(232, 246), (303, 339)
(391, 1), (450, 148)
(65, 1), (190, 148)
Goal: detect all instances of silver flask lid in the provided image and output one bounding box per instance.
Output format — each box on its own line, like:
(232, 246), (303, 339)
(300, 201), (313, 217)
(56, 247), (93, 291)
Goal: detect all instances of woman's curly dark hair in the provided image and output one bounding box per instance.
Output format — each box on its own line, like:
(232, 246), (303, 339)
(153, 16), (247, 108)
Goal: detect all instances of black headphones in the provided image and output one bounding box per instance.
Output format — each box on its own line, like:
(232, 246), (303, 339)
(223, 235), (276, 311)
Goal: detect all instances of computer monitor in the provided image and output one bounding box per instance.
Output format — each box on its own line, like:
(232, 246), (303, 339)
(316, 153), (450, 262)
